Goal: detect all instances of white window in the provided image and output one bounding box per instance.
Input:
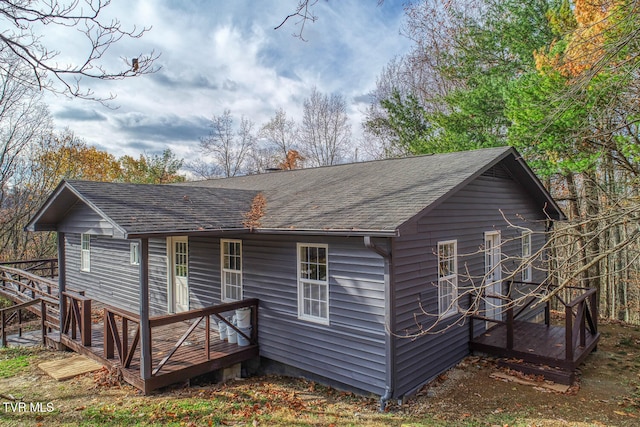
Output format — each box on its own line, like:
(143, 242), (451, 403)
(297, 243), (329, 323)
(130, 242), (140, 266)
(438, 240), (458, 317)
(221, 239), (242, 301)
(81, 234), (91, 272)
(521, 232), (532, 282)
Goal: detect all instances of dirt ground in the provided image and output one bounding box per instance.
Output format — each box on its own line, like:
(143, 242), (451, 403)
(1, 320), (639, 426)
(396, 320), (640, 426)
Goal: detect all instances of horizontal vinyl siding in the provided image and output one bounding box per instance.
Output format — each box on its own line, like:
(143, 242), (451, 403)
(392, 174), (550, 397)
(248, 235), (386, 395)
(64, 234), (168, 316)
(186, 234), (388, 395)
(58, 202), (114, 236)
(149, 238), (168, 315)
(65, 234), (139, 313)
(188, 237), (221, 309)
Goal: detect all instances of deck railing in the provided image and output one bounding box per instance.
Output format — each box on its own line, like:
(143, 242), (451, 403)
(103, 306), (140, 369)
(148, 298), (259, 375)
(0, 297), (58, 347)
(0, 258), (58, 279)
(96, 298), (259, 376)
(0, 264), (60, 347)
(470, 280), (598, 362)
(61, 291), (92, 347)
(0, 265), (58, 301)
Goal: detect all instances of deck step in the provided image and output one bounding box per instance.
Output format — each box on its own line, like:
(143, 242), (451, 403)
(497, 358), (575, 385)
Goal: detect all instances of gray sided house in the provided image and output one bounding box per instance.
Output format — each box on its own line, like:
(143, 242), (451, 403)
(26, 146), (563, 401)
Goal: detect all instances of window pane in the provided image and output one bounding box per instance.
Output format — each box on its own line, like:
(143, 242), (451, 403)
(299, 244), (329, 321)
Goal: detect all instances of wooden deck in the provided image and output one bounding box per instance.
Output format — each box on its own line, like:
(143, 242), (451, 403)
(1, 260), (261, 394)
(469, 282), (600, 384)
(60, 298), (260, 394)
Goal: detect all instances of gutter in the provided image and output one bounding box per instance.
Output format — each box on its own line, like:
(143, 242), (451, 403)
(127, 228), (399, 239)
(364, 236), (395, 412)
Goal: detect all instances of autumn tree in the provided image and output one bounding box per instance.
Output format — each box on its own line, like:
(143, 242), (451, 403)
(0, 0), (159, 101)
(38, 133), (122, 183)
(367, 0), (640, 323)
(300, 87), (351, 166)
(364, 0), (558, 155)
(504, 0), (640, 321)
(119, 149), (185, 184)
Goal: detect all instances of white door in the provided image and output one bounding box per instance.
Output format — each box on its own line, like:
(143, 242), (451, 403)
(170, 237), (189, 313)
(484, 232), (502, 322)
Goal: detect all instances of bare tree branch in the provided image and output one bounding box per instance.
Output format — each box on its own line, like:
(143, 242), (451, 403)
(0, 0), (160, 102)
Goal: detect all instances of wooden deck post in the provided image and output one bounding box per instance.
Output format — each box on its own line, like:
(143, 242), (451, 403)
(565, 304), (573, 361)
(81, 298), (92, 346)
(139, 238), (152, 381)
(40, 299), (47, 345)
(506, 306), (514, 350)
(104, 310), (114, 359)
(1, 310), (6, 348)
(58, 232), (66, 334)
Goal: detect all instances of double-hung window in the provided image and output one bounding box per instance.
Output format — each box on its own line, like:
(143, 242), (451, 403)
(297, 243), (329, 323)
(438, 240), (458, 317)
(521, 232), (532, 282)
(221, 239), (242, 301)
(81, 234), (91, 272)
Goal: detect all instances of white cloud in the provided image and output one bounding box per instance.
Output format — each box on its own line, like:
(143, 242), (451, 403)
(46, 0), (412, 162)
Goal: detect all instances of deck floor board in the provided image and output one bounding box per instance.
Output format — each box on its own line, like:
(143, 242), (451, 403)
(471, 320), (599, 371)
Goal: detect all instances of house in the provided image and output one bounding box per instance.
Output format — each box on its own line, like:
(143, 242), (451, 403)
(26, 146), (594, 405)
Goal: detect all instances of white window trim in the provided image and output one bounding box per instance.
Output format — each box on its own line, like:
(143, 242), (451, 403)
(521, 232), (532, 282)
(221, 239), (243, 302)
(130, 242), (140, 266)
(297, 243), (330, 325)
(437, 240), (458, 318)
(80, 234), (91, 272)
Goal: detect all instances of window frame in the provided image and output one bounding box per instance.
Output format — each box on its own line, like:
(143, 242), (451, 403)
(437, 240), (458, 318)
(521, 232), (532, 282)
(297, 243), (329, 324)
(221, 239), (243, 302)
(80, 234), (91, 272)
(130, 242), (140, 266)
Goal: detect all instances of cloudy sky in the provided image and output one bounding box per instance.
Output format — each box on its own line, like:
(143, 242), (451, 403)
(45, 0), (412, 163)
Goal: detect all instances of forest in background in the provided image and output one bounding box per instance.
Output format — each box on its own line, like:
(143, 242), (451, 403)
(1, 0), (639, 323)
(362, 0), (640, 324)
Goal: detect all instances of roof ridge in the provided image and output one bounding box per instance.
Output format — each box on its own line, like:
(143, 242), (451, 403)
(190, 145), (512, 185)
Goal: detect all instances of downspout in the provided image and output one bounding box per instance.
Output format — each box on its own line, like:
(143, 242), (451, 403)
(364, 236), (394, 412)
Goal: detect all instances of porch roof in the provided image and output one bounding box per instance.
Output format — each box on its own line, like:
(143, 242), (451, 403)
(26, 146), (564, 238)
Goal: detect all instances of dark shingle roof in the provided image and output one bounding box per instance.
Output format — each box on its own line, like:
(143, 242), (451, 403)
(179, 146), (514, 233)
(29, 181), (258, 236)
(27, 146), (561, 237)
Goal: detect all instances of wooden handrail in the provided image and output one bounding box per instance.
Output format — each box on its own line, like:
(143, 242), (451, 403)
(149, 298), (259, 327)
(1, 297), (58, 347)
(565, 288), (597, 308)
(148, 299), (259, 376)
(0, 259), (58, 279)
(0, 266), (58, 300)
(0, 258), (57, 266)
